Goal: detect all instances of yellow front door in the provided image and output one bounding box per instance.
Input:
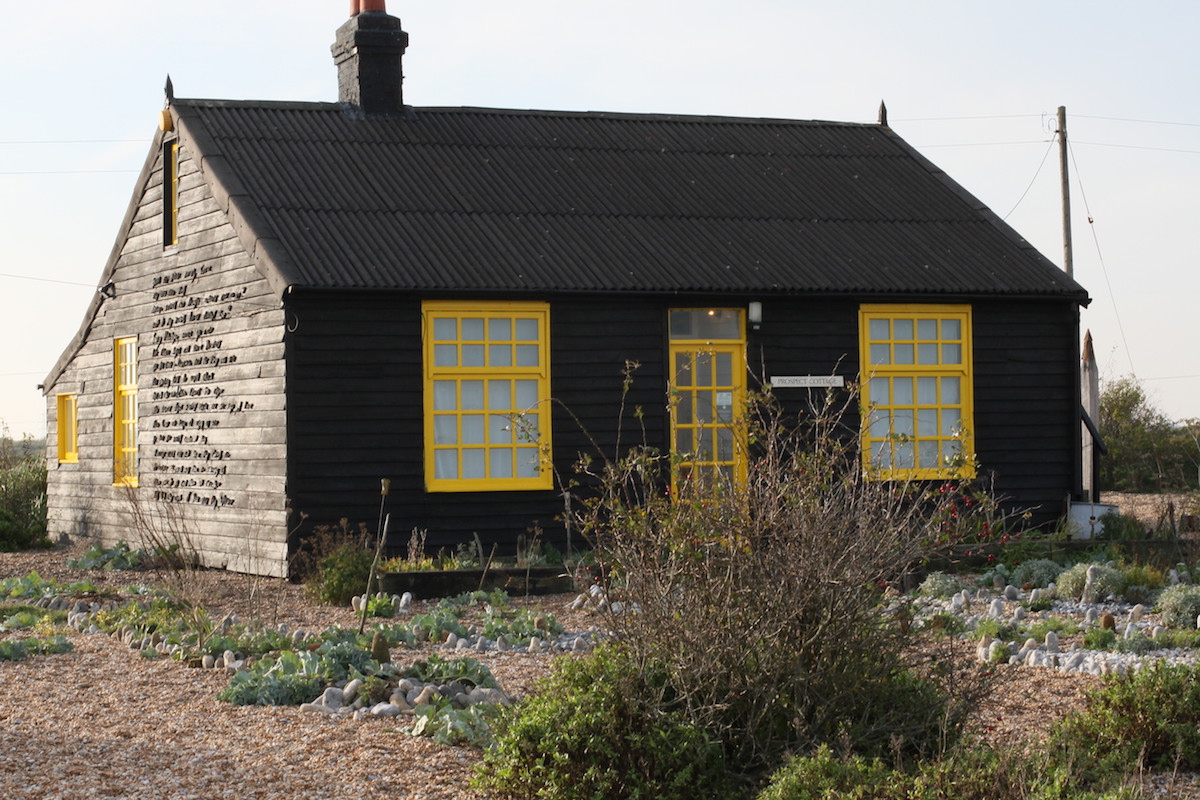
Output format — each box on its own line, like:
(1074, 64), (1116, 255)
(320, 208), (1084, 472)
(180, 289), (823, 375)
(668, 309), (746, 490)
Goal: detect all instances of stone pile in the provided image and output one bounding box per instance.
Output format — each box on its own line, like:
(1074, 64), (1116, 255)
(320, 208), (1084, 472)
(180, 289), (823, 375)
(299, 675), (513, 721)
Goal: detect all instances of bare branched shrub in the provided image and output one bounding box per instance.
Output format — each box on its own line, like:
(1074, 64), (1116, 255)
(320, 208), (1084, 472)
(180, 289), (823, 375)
(572, 388), (1003, 777)
(121, 486), (216, 604)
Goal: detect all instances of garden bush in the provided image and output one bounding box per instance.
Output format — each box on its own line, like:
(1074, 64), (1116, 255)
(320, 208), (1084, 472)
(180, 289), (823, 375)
(475, 644), (737, 800)
(570, 388), (999, 779)
(0, 435), (48, 551)
(917, 571), (962, 598)
(1056, 562), (1124, 602)
(1050, 661), (1200, 774)
(1156, 583), (1200, 629)
(301, 521), (375, 606)
(1009, 558), (1065, 589)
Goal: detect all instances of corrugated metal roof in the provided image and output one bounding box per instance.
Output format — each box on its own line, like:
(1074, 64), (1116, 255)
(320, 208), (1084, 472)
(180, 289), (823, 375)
(171, 100), (1088, 300)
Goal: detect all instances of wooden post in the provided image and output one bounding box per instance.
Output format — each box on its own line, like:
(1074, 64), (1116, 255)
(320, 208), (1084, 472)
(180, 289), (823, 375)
(1058, 106), (1074, 278)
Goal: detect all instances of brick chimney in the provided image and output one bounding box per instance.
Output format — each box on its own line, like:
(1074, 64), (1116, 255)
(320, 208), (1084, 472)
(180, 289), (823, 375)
(331, 1), (409, 114)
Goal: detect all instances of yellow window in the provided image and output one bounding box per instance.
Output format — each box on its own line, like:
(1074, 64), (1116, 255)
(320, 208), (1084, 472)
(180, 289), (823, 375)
(423, 301), (552, 492)
(859, 305), (974, 480)
(668, 308), (747, 491)
(113, 337), (139, 486)
(56, 393), (78, 463)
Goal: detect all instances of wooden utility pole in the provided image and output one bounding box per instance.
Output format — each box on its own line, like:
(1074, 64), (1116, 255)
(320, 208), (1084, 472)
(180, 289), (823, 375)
(1058, 105), (1074, 278)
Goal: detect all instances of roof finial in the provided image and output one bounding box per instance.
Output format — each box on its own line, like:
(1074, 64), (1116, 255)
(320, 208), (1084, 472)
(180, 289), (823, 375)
(164, 74), (174, 106)
(877, 100), (888, 127)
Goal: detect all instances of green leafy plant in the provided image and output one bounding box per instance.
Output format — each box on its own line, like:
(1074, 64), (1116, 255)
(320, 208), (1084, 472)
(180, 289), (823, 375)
(67, 541), (152, 571)
(301, 521), (376, 606)
(0, 635), (73, 661)
(1050, 661), (1200, 773)
(1083, 627), (1116, 650)
(0, 432), (49, 552)
(402, 653), (498, 689)
(1009, 558), (1065, 589)
(1056, 562), (1124, 602)
(475, 644), (737, 800)
(409, 697), (498, 748)
(1156, 583), (1200, 629)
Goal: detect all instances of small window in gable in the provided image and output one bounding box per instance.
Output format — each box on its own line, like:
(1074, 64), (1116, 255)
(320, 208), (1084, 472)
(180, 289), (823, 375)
(57, 393), (78, 464)
(162, 139), (179, 248)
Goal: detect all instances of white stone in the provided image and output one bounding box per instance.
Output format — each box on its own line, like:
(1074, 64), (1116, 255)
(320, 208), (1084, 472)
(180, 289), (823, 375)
(370, 702), (403, 718)
(988, 598), (1005, 618)
(1045, 631), (1060, 653)
(343, 679), (363, 704)
(1130, 604), (1145, 624)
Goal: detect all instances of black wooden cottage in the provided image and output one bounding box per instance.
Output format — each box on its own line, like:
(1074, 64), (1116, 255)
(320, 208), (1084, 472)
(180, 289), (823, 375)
(43, 5), (1090, 576)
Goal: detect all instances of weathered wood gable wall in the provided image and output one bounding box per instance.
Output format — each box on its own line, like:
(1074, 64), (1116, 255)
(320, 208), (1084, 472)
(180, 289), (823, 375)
(46, 138), (291, 575)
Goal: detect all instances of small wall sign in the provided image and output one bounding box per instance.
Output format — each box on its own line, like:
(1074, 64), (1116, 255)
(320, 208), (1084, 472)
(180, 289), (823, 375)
(768, 375), (845, 388)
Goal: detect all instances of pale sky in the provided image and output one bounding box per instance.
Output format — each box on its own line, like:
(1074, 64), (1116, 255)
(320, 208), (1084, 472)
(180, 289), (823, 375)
(2, 1), (1197, 437)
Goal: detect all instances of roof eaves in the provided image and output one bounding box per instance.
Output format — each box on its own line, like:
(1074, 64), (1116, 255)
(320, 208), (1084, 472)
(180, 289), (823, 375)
(172, 101), (304, 298)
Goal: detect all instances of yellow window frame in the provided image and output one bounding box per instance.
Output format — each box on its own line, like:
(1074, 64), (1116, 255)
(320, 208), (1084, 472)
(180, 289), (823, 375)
(422, 301), (552, 492)
(113, 337), (139, 487)
(668, 308), (748, 492)
(56, 393), (78, 464)
(859, 304), (975, 480)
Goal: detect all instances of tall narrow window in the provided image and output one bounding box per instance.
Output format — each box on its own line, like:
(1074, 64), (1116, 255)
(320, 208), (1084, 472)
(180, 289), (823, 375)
(859, 305), (974, 479)
(423, 301), (552, 492)
(114, 337), (138, 487)
(162, 139), (179, 247)
(56, 393), (78, 464)
(668, 308), (747, 490)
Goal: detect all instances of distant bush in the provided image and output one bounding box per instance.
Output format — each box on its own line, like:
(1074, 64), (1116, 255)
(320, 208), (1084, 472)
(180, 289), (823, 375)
(299, 520), (375, 606)
(1056, 562), (1123, 602)
(1009, 558), (1065, 589)
(918, 571), (962, 598)
(0, 433), (48, 552)
(1157, 584), (1200, 629)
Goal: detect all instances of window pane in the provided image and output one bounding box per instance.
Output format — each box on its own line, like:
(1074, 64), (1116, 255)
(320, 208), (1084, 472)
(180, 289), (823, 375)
(433, 381), (457, 410)
(489, 318), (511, 341)
(917, 408), (938, 437)
(489, 345), (512, 367)
(894, 344), (914, 365)
(917, 343), (939, 365)
(434, 344), (457, 367)
(489, 415), (512, 444)
(515, 380), (538, 409)
(894, 440), (915, 469)
(917, 318), (937, 339)
(918, 440), (940, 469)
(435, 450), (458, 480)
(516, 344), (539, 367)
(675, 353), (693, 386)
(461, 381), (484, 410)
(917, 376), (937, 404)
(676, 427), (693, 453)
(696, 353), (712, 386)
(715, 352), (732, 385)
(514, 413), (539, 442)
(462, 415), (485, 444)
(462, 344), (485, 367)
(490, 448), (514, 478)
(869, 377), (890, 405)
(717, 428), (734, 461)
(945, 438), (963, 461)
(434, 318), (456, 340)
(696, 391), (713, 424)
(517, 448), (540, 478)
(716, 391), (733, 423)
(676, 392), (693, 424)
(941, 319), (961, 340)
(894, 319), (913, 340)
(893, 377), (913, 405)
(941, 408), (962, 437)
(462, 449), (485, 479)
(696, 429), (713, 460)
(670, 309), (739, 340)
(434, 416), (457, 444)
(893, 409), (914, 437)
(870, 343), (891, 365)
(941, 343), (962, 365)
(462, 318), (484, 339)
(488, 380), (511, 410)
(871, 441), (892, 469)
(942, 377), (960, 404)
(868, 409), (890, 438)
(869, 318), (889, 340)
(515, 318), (539, 340)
